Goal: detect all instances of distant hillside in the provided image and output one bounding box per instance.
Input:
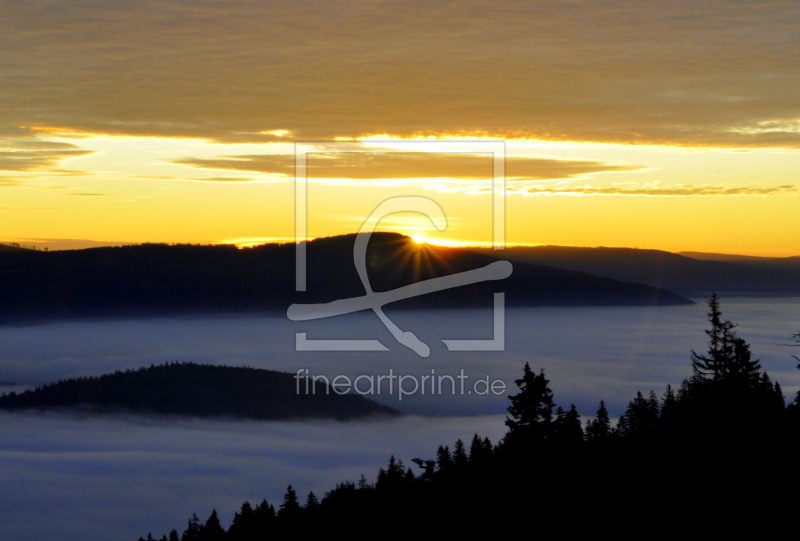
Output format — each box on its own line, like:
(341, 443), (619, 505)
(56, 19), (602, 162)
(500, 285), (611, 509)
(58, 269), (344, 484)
(0, 363), (399, 420)
(0, 243), (33, 252)
(301, 233), (690, 309)
(472, 245), (800, 297)
(677, 251), (774, 262)
(0, 233), (690, 323)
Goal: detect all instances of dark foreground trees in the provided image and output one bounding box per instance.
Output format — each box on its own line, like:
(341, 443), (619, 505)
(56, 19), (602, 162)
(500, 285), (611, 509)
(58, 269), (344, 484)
(141, 294), (800, 540)
(503, 363), (555, 449)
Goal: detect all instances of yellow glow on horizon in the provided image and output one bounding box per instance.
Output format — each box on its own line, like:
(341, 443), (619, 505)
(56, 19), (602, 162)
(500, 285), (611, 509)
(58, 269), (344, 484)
(3, 130), (799, 257)
(212, 237), (297, 248)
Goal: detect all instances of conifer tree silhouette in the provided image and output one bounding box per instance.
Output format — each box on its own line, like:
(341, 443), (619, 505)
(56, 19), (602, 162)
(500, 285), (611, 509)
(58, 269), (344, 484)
(198, 510), (225, 541)
(278, 486), (300, 518)
(452, 439), (468, 467)
(436, 445), (453, 471)
(304, 491), (319, 510)
(615, 391), (659, 439)
(504, 363), (555, 448)
(181, 513), (201, 541)
(469, 434), (487, 462)
(585, 400), (611, 443)
(482, 437), (493, 457)
(227, 501), (257, 540)
(691, 293), (737, 379)
(357, 474), (372, 490)
(552, 403), (584, 445)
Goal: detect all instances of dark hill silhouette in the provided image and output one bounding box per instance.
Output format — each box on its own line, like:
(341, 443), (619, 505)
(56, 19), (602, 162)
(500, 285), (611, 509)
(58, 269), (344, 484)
(0, 362), (398, 420)
(300, 233), (690, 309)
(678, 251), (800, 271)
(0, 233), (690, 323)
(677, 251), (775, 262)
(0, 243), (33, 251)
(472, 245), (800, 297)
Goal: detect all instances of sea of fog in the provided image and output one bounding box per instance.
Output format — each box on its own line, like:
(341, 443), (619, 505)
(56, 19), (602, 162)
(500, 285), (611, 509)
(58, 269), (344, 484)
(1, 297), (799, 540)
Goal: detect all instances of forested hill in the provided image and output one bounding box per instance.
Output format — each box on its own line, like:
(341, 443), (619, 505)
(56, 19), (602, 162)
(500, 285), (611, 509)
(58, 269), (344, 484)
(0, 363), (399, 420)
(0, 233), (690, 323)
(471, 245), (800, 296)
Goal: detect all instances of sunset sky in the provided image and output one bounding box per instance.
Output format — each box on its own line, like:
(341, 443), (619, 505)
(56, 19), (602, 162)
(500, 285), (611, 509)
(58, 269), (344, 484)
(2, 0), (798, 256)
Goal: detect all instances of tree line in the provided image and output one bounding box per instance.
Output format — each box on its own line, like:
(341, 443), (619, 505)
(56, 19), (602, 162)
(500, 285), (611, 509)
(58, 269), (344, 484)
(140, 294), (800, 539)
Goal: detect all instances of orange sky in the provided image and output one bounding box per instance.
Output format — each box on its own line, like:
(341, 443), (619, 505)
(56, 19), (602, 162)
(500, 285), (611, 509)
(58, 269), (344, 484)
(1, 1), (799, 256)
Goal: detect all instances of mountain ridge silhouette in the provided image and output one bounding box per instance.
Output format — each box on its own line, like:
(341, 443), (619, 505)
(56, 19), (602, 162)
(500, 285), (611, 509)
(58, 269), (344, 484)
(0, 232), (692, 323)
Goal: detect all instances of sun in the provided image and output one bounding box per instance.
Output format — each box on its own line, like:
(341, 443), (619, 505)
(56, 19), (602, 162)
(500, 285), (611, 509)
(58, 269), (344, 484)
(410, 234), (428, 244)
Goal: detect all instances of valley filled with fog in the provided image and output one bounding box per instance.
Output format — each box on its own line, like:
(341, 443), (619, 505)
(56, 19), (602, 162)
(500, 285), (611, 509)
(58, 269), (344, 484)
(1, 298), (798, 540)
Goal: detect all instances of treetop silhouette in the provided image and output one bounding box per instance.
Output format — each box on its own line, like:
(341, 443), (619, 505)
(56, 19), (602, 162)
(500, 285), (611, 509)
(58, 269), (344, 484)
(504, 362), (556, 449)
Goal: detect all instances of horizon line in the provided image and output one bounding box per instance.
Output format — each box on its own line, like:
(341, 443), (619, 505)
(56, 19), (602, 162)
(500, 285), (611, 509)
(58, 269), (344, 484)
(1, 234), (796, 259)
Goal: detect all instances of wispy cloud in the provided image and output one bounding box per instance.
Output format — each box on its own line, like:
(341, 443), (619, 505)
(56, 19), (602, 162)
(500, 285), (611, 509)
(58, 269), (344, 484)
(0, 137), (94, 172)
(0, 207), (63, 210)
(0, 149), (94, 172)
(193, 176), (260, 183)
(523, 184), (797, 196)
(173, 152), (645, 182)
(0, 175), (28, 187)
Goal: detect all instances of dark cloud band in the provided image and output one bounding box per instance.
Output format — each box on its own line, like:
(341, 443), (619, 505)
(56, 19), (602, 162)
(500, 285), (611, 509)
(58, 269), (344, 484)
(173, 152), (645, 181)
(1, 0), (799, 146)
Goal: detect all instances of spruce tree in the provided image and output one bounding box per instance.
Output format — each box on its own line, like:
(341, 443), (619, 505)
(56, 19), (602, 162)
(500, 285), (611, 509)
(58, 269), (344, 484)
(585, 400), (611, 443)
(251, 499), (275, 536)
(773, 381), (785, 410)
(227, 501), (254, 540)
(254, 499), (275, 520)
(730, 337), (763, 386)
(690, 293), (763, 388)
(357, 474), (372, 490)
(278, 485), (300, 518)
(504, 363), (555, 448)
(436, 445), (453, 471)
(616, 391), (659, 439)
(684, 294), (783, 427)
(553, 404), (584, 446)
(181, 513), (201, 541)
(198, 510), (225, 541)
(452, 439), (468, 467)
(469, 434), (485, 463)
(304, 491), (319, 510)
(482, 437), (493, 457)
(376, 455), (406, 490)
(691, 293), (737, 380)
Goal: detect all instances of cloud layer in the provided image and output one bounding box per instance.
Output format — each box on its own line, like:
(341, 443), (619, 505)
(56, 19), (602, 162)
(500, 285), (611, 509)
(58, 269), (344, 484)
(2, 0), (799, 146)
(174, 151), (645, 182)
(0, 138), (93, 172)
(2, 301), (798, 539)
(523, 183), (797, 196)
(0, 411), (507, 541)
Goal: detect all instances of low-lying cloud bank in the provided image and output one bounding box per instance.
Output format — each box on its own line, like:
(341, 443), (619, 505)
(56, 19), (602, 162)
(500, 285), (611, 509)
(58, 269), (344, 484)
(0, 412), (506, 541)
(1, 300), (799, 538)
